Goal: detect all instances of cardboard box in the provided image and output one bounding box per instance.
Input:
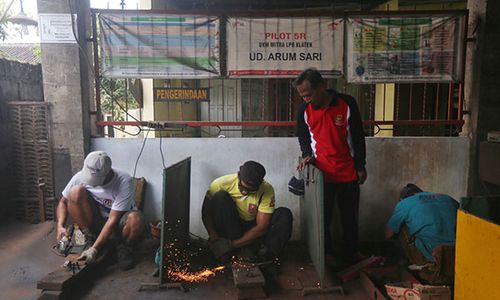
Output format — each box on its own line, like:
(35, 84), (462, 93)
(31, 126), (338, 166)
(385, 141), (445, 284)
(360, 265), (419, 300)
(385, 282), (451, 300)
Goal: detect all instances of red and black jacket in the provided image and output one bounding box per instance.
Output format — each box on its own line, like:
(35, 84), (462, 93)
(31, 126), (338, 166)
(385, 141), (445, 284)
(296, 90), (366, 183)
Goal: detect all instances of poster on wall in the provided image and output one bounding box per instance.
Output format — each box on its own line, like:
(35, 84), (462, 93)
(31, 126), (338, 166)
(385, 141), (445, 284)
(99, 13), (220, 78)
(39, 14), (77, 43)
(227, 17), (343, 78)
(345, 14), (465, 83)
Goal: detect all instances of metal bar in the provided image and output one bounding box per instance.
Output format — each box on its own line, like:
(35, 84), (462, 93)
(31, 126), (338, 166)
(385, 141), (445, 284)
(363, 120), (464, 126)
(261, 79), (265, 120)
(342, 10), (468, 17)
(222, 79), (225, 121)
(125, 79), (129, 121)
(90, 8), (468, 18)
(447, 82), (452, 120)
(409, 83), (413, 120)
(248, 79), (252, 121)
(111, 84), (115, 121)
(395, 83), (400, 120)
(460, 12), (469, 84)
(458, 82), (463, 120)
(275, 80), (279, 121)
(288, 79), (293, 121)
(236, 79), (239, 121)
(383, 83), (386, 121)
(7, 101), (50, 106)
(159, 169), (166, 284)
(422, 83), (427, 120)
(208, 79), (211, 121)
(92, 12), (103, 134)
(96, 120), (464, 127)
(435, 83), (440, 120)
(369, 85), (373, 121)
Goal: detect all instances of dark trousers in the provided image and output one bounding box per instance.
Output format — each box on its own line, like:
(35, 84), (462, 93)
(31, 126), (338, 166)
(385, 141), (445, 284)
(398, 226), (455, 285)
(323, 181), (360, 257)
(398, 225), (430, 266)
(209, 191), (293, 256)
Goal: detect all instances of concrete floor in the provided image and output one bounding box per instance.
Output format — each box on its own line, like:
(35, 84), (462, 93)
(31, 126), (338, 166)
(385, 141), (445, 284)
(0, 220), (370, 300)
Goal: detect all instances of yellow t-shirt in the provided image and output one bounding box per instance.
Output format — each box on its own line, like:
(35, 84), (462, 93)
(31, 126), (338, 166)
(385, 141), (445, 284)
(206, 173), (275, 221)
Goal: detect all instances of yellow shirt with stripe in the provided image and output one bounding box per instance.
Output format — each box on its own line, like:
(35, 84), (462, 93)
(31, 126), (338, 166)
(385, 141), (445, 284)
(206, 174), (275, 221)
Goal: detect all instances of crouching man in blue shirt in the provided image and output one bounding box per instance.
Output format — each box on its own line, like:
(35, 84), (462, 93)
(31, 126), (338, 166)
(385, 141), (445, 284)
(385, 183), (459, 284)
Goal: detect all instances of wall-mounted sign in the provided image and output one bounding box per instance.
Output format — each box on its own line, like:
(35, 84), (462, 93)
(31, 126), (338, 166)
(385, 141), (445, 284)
(154, 88), (209, 102)
(39, 14), (77, 43)
(345, 14), (465, 83)
(226, 17), (343, 78)
(99, 13), (220, 78)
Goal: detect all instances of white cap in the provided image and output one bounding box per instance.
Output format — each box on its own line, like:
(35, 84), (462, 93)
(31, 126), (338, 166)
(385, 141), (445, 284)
(80, 151), (112, 186)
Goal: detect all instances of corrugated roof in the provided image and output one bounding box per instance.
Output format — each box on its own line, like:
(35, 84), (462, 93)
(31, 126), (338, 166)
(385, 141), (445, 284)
(0, 43), (41, 65)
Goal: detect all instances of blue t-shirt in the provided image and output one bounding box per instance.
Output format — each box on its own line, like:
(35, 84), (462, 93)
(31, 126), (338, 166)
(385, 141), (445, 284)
(386, 192), (459, 261)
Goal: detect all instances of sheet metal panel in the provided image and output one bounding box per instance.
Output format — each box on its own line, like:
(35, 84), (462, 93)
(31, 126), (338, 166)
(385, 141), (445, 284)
(300, 164), (325, 286)
(159, 157), (191, 283)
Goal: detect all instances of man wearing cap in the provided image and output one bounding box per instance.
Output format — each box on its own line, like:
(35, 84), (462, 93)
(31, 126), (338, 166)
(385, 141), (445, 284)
(55, 151), (144, 270)
(202, 161), (293, 262)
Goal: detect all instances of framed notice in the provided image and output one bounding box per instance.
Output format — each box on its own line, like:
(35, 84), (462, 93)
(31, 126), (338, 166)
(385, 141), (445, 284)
(227, 17), (343, 78)
(99, 13), (220, 78)
(39, 14), (77, 43)
(345, 13), (466, 83)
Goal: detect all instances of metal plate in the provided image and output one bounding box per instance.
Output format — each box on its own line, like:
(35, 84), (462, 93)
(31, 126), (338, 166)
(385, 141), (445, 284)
(159, 157), (191, 283)
(300, 164), (325, 286)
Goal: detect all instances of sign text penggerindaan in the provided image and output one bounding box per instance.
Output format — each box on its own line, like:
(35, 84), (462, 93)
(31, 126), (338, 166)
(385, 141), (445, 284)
(154, 88), (209, 102)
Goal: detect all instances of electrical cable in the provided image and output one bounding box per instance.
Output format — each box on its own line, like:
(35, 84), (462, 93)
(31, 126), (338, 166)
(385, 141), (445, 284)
(133, 128), (151, 177)
(111, 125), (142, 136)
(67, 0), (141, 125)
(159, 135), (167, 169)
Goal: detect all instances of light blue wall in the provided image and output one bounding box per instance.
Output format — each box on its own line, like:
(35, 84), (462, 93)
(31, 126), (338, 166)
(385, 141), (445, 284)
(92, 137), (469, 241)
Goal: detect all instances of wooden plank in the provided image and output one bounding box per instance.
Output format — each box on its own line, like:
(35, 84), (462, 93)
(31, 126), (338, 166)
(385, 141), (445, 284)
(37, 254), (81, 291)
(37, 267), (74, 291)
(336, 256), (384, 283)
(37, 246), (110, 291)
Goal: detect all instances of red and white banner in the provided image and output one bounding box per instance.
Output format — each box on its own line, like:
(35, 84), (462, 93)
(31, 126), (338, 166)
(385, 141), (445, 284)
(226, 17), (343, 78)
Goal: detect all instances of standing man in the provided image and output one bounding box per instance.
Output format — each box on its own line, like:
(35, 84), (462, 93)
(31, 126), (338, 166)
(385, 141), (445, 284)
(56, 151), (144, 270)
(202, 161), (293, 262)
(293, 68), (367, 263)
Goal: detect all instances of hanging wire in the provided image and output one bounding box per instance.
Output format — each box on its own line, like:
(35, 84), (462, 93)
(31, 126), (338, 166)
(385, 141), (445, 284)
(111, 125), (142, 136)
(67, 0), (141, 127)
(159, 134), (167, 169)
(133, 128), (151, 177)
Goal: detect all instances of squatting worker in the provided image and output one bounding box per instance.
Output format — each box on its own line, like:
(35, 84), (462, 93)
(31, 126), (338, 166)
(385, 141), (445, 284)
(385, 183), (458, 284)
(293, 68), (367, 263)
(202, 161), (293, 262)
(56, 151), (144, 270)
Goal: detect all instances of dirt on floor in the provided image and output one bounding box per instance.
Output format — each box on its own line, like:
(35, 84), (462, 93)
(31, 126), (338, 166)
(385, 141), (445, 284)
(0, 219), (374, 300)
